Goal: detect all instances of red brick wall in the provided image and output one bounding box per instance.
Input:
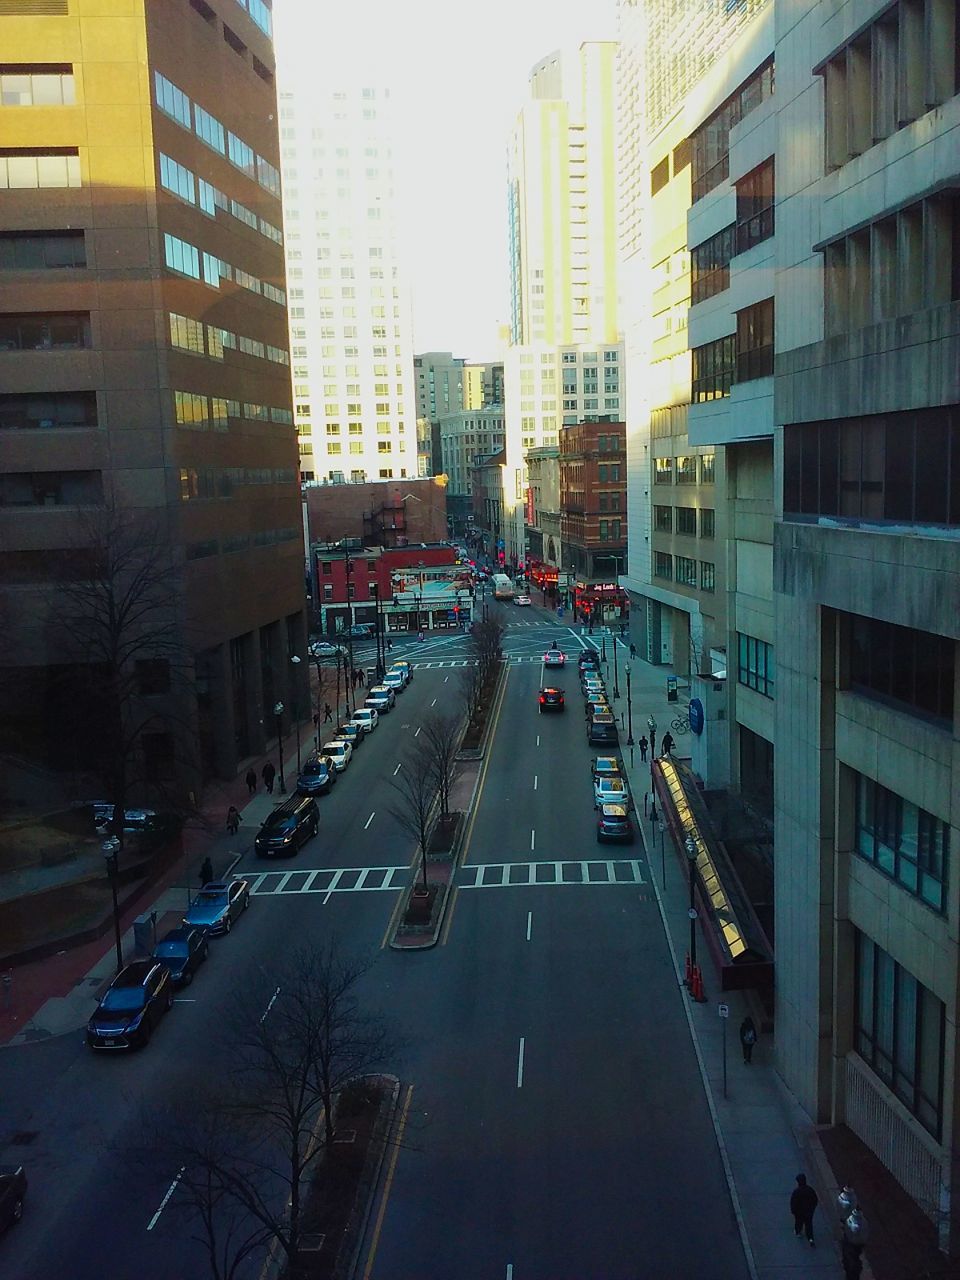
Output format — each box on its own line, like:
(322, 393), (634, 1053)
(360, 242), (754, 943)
(304, 477), (448, 547)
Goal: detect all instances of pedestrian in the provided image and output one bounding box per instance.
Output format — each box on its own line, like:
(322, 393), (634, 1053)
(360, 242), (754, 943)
(359, 668), (365, 687)
(661, 731), (675, 755)
(323, 702), (333, 722)
(245, 768), (257, 795)
(387, 637), (392, 650)
(790, 1173), (818, 1246)
(418, 630), (424, 642)
(841, 1240), (863, 1279)
(226, 805), (240, 836)
(620, 622), (626, 638)
(630, 642), (637, 659)
(739, 1015), (757, 1063)
(199, 855), (213, 886)
(638, 734), (648, 762)
(262, 760), (276, 794)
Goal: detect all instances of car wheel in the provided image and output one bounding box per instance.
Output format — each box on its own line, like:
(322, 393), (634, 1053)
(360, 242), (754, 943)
(224, 915), (232, 933)
(140, 1022), (152, 1047)
(202, 944), (209, 962)
(242, 893), (250, 911)
(12, 1197), (23, 1224)
(183, 969), (194, 987)
(166, 987), (174, 1010)
(310, 818), (319, 839)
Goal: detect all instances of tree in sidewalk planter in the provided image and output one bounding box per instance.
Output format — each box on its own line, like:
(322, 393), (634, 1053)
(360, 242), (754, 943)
(458, 662), (484, 730)
(418, 710), (461, 822)
(470, 615), (505, 682)
(387, 740), (437, 891)
(140, 939), (398, 1280)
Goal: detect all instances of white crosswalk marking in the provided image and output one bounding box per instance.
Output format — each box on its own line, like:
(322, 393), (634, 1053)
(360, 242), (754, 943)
(246, 865), (409, 896)
(457, 859), (645, 889)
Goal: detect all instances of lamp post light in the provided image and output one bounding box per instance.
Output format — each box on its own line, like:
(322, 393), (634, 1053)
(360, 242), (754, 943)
(625, 663), (634, 745)
(612, 631), (620, 700)
(273, 700), (286, 794)
(102, 836), (123, 972)
(290, 656), (303, 775)
(685, 833), (699, 974)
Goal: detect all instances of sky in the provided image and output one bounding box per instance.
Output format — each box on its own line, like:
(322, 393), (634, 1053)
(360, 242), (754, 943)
(274, 0), (618, 363)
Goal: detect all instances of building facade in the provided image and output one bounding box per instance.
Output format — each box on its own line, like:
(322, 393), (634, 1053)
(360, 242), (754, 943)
(302, 475), (448, 548)
(559, 419), (628, 619)
(276, 82), (415, 484)
(438, 407), (506, 500)
(525, 445), (562, 591)
(0, 0), (307, 797)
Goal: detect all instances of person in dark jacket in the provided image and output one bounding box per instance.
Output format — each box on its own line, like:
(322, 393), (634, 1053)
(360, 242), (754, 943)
(262, 761), (276, 794)
(661, 731), (675, 755)
(226, 806), (240, 836)
(739, 1015), (757, 1063)
(199, 856), (213, 886)
(638, 734), (648, 761)
(790, 1173), (819, 1245)
(245, 768), (257, 795)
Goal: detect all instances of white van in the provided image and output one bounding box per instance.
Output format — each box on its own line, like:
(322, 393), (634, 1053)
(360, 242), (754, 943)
(492, 573), (514, 600)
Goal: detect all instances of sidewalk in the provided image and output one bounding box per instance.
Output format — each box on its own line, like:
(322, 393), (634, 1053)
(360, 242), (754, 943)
(585, 630), (857, 1280)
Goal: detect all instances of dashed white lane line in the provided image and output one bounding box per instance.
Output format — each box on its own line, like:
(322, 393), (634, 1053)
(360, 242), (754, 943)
(444, 676), (449, 683)
(147, 1167), (185, 1231)
(414, 726), (421, 736)
(533, 775), (538, 791)
(259, 986), (281, 1024)
(506, 1267), (514, 1280)
(530, 828), (536, 852)
(517, 1037), (525, 1089)
(536, 735), (540, 747)
(526, 911), (532, 942)
(393, 762), (402, 775)
(431, 697), (437, 707)
(364, 811), (376, 829)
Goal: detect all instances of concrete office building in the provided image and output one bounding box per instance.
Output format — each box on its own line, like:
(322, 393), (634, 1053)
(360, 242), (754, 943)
(438, 405), (506, 509)
(414, 350), (464, 423)
(772, 0), (960, 1248)
(276, 81), (415, 484)
(0, 0), (307, 795)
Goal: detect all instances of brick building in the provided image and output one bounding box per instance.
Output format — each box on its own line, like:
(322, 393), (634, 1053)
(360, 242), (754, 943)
(313, 544), (471, 634)
(559, 420), (628, 620)
(303, 476), (448, 549)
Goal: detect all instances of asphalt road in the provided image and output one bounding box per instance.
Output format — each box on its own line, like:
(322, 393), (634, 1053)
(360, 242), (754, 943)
(0, 627), (747, 1280)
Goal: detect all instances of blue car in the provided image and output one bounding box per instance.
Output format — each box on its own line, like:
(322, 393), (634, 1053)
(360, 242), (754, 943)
(184, 879), (250, 936)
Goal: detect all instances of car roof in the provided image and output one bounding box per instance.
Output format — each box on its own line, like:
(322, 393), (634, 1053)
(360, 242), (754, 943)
(540, 687), (562, 694)
(594, 755), (619, 766)
(323, 740), (347, 750)
(160, 926), (196, 943)
(591, 712), (616, 722)
(601, 803), (629, 817)
(111, 960), (155, 985)
(200, 881), (228, 891)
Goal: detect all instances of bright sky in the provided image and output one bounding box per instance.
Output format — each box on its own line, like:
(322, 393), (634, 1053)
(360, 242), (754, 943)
(274, 0), (617, 363)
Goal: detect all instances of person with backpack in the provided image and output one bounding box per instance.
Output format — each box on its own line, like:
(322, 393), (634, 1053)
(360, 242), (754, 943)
(740, 1015), (757, 1064)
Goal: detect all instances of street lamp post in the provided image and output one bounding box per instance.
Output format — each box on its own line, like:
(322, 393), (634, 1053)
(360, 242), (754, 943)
(613, 631), (620, 699)
(685, 833), (699, 974)
(625, 663), (634, 745)
(648, 713), (657, 774)
(273, 701), (286, 794)
(312, 654), (323, 748)
(290, 655), (302, 775)
(102, 837), (123, 972)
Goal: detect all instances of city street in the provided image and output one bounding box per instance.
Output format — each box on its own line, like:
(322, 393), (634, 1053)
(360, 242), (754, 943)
(0, 606), (747, 1280)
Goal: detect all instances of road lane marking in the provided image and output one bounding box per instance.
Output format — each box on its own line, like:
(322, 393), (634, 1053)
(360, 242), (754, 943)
(526, 911), (532, 941)
(517, 1037), (525, 1088)
(536, 734), (540, 747)
(414, 726), (421, 736)
(533, 775), (538, 791)
(364, 811), (376, 829)
(393, 762), (402, 775)
(147, 1167), (185, 1231)
(362, 1084), (414, 1279)
(530, 828), (536, 852)
(506, 1268), (513, 1280)
(173, 998), (197, 1003)
(322, 869), (345, 904)
(259, 986), (281, 1024)
(440, 885), (460, 946)
(444, 675), (449, 683)
(431, 697), (437, 706)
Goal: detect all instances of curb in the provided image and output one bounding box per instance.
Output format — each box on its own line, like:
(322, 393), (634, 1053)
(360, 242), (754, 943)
(339, 1074), (401, 1280)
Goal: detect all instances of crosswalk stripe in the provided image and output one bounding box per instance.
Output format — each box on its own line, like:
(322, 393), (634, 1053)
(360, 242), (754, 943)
(247, 865), (409, 896)
(457, 858), (645, 888)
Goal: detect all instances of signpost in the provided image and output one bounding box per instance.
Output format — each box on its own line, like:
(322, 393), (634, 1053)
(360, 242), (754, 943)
(718, 1003), (730, 1098)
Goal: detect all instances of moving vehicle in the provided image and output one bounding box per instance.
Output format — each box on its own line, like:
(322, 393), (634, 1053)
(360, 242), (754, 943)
(86, 960), (173, 1050)
(184, 879), (250, 934)
(152, 926), (209, 987)
(597, 803), (635, 844)
(322, 740), (353, 772)
(587, 712), (619, 746)
(0, 1165), (26, 1232)
(350, 708), (379, 733)
(594, 775), (631, 808)
(543, 646), (566, 668)
(255, 794), (320, 855)
(492, 573), (514, 600)
(538, 687), (565, 713)
(514, 594), (532, 606)
(296, 754), (338, 795)
(348, 623), (375, 639)
(309, 640), (347, 660)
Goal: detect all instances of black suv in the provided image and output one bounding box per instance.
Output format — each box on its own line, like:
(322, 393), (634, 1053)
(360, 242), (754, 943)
(538, 687), (565, 713)
(86, 960), (173, 1050)
(254, 793), (319, 857)
(0, 1165), (26, 1233)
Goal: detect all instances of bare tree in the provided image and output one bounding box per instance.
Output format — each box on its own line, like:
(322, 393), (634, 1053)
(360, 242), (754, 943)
(458, 662), (483, 729)
(418, 710), (461, 819)
(143, 939), (396, 1280)
(387, 742), (435, 888)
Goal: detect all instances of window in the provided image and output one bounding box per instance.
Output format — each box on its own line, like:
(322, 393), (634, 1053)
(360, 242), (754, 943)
(692, 336), (735, 402)
(0, 67), (75, 106)
(0, 149), (80, 189)
(675, 555), (697, 586)
(854, 773), (948, 911)
(0, 390), (97, 431)
(228, 131), (255, 177)
(599, 519), (621, 541)
(700, 454), (715, 484)
(0, 230), (84, 269)
(154, 71), (191, 129)
(654, 551), (672, 580)
(650, 156), (669, 195)
(737, 633), (775, 697)
(194, 104), (225, 154)
(676, 506), (697, 535)
(675, 456), (697, 484)
(849, 615), (954, 725)
(0, 312), (89, 350)
(159, 153), (195, 204)
(653, 505), (672, 533)
(174, 389), (208, 427)
(163, 233), (200, 279)
(700, 561), (715, 592)
(691, 58), (774, 202)
(855, 930), (944, 1137)
(736, 158), (775, 254)
(691, 225), (735, 303)
(700, 508), (715, 538)
(169, 312), (204, 354)
(654, 458), (673, 484)
(0, 469), (102, 507)
(736, 298), (774, 381)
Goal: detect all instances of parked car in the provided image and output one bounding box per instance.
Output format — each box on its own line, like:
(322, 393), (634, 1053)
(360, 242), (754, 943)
(578, 650), (600, 671)
(584, 700), (611, 721)
(86, 960), (173, 1050)
(350, 707), (379, 734)
(0, 1165), (27, 1233)
(594, 775), (631, 808)
(184, 879), (250, 934)
(391, 660), (413, 684)
(587, 712), (619, 746)
(538, 687), (565, 713)
(348, 623), (375, 639)
(152, 926), (209, 987)
(296, 754), (338, 795)
(581, 677), (607, 696)
(335, 721), (364, 747)
(365, 688), (394, 715)
(597, 803), (635, 844)
(382, 670), (405, 693)
(322, 740), (353, 772)
(254, 794), (320, 855)
(591, 755), (623, 780)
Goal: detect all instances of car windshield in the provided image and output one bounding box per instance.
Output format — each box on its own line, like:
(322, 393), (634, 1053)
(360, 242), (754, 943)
(100, 987), (146, 1012)
(303, 761), (327, 775)
(194, 890), (226, 906)
(154, 941), (188, 958)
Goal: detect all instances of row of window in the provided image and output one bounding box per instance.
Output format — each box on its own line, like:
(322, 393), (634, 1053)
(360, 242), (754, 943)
(691, 58), (774, 202)
(173, 390), (292, 429)
(653, 552), (716, 591)
(653, 454), (716, 484)
(154, 71), (281, 196)
(690, 158), (776, 304)
(854, 772), (948, 913)
(0, 390), (96, 431)
(848, 614), (954, 726)
(653, 505), (715, 537)
(0, 68), (75, 106)
(0, 230), (85, 270)
(0, 469), (102, 507)
(233, 0), (273, 37)
(169, 312), (288, 366)
(186, 526), (300, 562)
(158, 152), (283, 245)
(0, 312), (88, 351)
(179, 465), (297, 501)
(691, 299), (773, 402)
(737, 633), (775, 698)
(324, 440), (398, 456)
(0, 149), (79, 189)
(162, 233), (286, 306)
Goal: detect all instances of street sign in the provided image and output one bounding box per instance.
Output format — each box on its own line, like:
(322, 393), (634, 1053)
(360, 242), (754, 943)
(718, 1003), (730, 1018)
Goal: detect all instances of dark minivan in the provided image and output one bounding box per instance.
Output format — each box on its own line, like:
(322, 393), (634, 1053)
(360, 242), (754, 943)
(254, 794), (319, 857)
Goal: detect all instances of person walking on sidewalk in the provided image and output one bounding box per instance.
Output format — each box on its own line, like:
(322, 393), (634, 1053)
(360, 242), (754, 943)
(262, 761), (276, 794)
(245, 768), (257, 796)
(841, 1240), (863, 1280)
(199, 856), (213, 886)
(661, 731), (675, 756)
(790, 1173), (818, 1246)
(323, 702), (333, 722)
(629, 641), (637, 658)
(739, 1015), (757, 1063)
(226, 806), (240, 837)
(638, 734), (648, 762)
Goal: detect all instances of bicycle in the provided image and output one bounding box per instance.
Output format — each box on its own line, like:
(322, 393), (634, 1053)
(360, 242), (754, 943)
(671, 711), (690, 734)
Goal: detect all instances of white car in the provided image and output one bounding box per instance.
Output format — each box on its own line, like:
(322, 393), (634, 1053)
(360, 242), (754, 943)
(594, 775), (630, 809)
(309, 640), (347, 660)
(514, 594), (532, 606)
(322, 740), (353, 772)
(543, 648), (566, 668)
(350, 708), (379, 733)
(382, 671), (405, 693)
(365, 689), (393, 714)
